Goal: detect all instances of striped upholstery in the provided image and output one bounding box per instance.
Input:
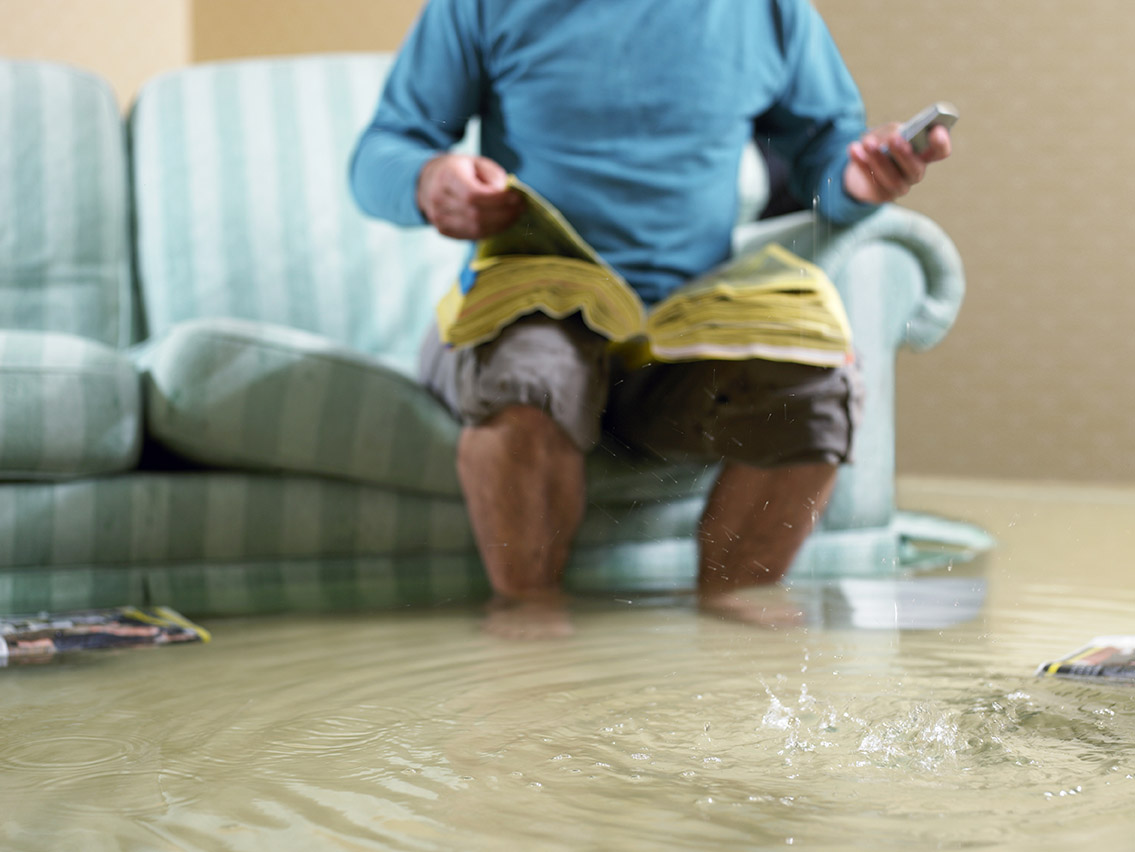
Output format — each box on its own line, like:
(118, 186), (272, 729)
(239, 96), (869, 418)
(131, 54), (467, 359)
(0, 61), (133, 347)
(138, 315), (718, 499)
(139, 317), (464, 494)
(0, 330), (140, 478)
(0, 473), (706, 569)
(0, 470), (988, 615)
(0, 61), (141, 479)
(0, 472), (700, 613)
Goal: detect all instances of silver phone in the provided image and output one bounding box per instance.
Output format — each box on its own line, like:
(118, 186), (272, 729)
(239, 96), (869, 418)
(896, 101), (959, 154)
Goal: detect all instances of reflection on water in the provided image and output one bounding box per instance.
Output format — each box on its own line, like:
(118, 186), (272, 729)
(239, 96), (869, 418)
(2, 480), (1135, 851)
(808, 575), (987, 630)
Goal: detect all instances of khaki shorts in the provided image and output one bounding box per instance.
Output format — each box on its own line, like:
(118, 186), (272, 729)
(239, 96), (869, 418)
(418, 311), (863, 468)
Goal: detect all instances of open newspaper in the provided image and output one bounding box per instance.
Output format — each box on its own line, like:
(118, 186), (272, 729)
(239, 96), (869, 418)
(0, 606), (210, 666)
(436, 177), (853, 367)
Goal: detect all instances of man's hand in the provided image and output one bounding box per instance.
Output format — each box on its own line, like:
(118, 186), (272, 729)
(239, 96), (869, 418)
(843, 123), (952, 205)
(416, 154), (524, 240)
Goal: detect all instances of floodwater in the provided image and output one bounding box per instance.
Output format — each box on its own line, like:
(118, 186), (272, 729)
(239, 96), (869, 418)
(2, 478), (1134, 851)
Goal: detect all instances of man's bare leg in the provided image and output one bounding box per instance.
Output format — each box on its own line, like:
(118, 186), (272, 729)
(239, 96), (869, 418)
(697, 462), (838, 624)
(457, 404), (586, 638)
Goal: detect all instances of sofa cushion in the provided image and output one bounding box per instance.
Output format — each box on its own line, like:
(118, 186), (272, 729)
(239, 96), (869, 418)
(0, 472), (710, 614)
(130, 54), (467, 361)
(138, 316), (717, 503)
(0, 61), (133, 347)
(0, 330), (141, 479)
(138, 317), (464, 495)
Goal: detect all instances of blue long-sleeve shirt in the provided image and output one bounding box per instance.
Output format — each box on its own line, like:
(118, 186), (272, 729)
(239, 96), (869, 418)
(350, 0), (876, 304)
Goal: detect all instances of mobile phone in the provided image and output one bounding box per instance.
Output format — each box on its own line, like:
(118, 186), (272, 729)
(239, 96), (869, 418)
(894, 101), (959, 154)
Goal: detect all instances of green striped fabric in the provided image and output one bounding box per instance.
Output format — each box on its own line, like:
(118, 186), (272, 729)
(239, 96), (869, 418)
(0, 473), (705, 569)
(138, 316), (717, 499)
(0, 472), (707, 614)
(138, 317), (465, 494)
(0, 468), (988, 615)
(0, 61), (133, 347)
(131, 54), (467, 360)
(0, 330), (140, 478)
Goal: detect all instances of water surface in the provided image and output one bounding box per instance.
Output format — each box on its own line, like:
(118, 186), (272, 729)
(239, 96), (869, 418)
(3, 479), (1134, 851)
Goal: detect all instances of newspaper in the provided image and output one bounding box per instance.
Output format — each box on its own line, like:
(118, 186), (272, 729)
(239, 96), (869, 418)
(0, 606), (210, 666)
(1036, 636), (1135, 681)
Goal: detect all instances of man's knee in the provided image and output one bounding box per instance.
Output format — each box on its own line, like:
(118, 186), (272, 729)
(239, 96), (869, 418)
(456, 404), (580, 475)
(448, 312), (611, 453)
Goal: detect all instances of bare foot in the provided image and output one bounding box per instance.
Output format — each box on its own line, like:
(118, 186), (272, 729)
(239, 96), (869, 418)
(483, 593), (574, 640)
(698, 589), (805, 628)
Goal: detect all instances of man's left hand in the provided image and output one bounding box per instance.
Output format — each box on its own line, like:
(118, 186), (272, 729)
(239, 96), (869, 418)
(844, 123), (952, 205)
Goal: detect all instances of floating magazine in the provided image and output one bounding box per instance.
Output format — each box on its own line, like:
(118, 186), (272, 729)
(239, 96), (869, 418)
(1036, 636), (1135, 681)
(0, 606), (210, 666)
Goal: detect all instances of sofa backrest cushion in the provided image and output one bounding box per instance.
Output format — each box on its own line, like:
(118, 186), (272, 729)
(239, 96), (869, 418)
(0, 61), (133, 348)
(130, 53), (468, 358)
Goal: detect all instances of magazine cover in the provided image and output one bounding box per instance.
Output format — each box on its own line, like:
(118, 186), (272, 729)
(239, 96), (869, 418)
(0, 606), (210, 666)
(1036, 636), (1135, 681)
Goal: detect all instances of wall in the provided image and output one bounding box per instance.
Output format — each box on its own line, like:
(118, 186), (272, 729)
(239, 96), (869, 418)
(0, 0), (191, 107)
(0, 0), (413, 104)
(191, 0), (419, 61)
(3, 1), (1134, 483)
(813, 0), (1135, 483)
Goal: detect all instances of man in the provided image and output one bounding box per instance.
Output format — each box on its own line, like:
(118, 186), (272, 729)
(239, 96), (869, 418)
(351, 0), (951, 635)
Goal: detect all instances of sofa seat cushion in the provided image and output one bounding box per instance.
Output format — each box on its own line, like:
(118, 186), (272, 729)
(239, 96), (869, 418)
(0, 472), (709, 614)
(137, 317), (718, 503)
(138, 317), (463, 495)
(0, 330), (141, 479)
(0, 469), (988, 617)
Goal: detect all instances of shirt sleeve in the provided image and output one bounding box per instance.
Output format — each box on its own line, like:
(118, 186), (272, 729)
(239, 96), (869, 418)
(757, 0), (878, 225)
(348, 0), (486, 226)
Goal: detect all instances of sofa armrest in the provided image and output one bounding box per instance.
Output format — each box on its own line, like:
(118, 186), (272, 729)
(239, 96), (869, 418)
(732, 204), (965, 352)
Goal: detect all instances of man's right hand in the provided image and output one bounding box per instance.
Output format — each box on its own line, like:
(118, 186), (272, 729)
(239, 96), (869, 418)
(416, 154), (524, 240)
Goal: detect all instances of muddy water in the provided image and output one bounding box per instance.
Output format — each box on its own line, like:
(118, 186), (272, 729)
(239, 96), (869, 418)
(2, 479), (1134, 851)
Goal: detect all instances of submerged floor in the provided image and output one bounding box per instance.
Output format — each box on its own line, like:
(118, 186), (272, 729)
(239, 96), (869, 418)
(3, 477), (1135, 851)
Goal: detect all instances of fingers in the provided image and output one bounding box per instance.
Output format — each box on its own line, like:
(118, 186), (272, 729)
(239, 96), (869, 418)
(470, 155), (510, 193)
(846, 122), (951, 204)
(922, 124), (953, 162)
(417, 154), (524, 240)
(849, 135), (918, 200)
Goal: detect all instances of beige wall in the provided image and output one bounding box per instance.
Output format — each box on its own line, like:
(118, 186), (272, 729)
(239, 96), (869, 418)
(0, 0), (413, 104)
(0, 0), (191, 107)
(4, 1), (1134, 483)
(192, 0), (420, 61)
(812, 0), (1135, 483)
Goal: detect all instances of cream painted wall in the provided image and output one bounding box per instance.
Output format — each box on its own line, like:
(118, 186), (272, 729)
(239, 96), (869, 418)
(0, 0), (190, 107)
(813, 0), (1135, 483)
(192, 0), (420, 60)
(3, 1), (1132, 483)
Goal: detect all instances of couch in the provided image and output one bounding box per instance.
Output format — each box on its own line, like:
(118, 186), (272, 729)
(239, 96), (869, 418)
(0, 54), (989, 617)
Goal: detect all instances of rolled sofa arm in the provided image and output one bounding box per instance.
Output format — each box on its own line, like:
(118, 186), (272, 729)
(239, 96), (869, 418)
(732, 204), (965, 352)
